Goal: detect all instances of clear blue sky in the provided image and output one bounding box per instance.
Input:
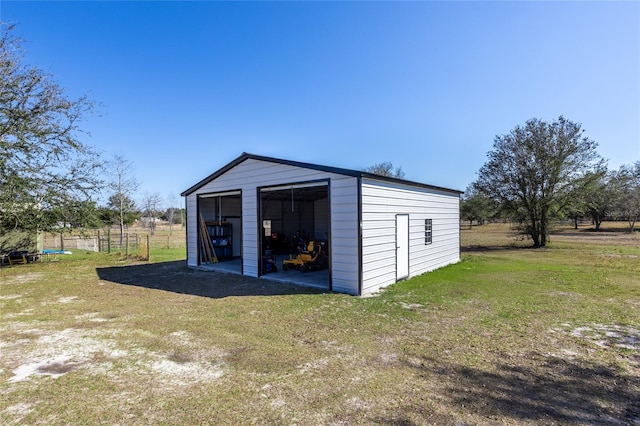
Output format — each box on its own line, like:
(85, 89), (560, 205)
(2, 1), (639, 207)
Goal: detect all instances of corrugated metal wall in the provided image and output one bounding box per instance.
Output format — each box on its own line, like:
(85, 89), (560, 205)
(328, 176), (359, 294)
(361, 178), (460, 295)
(185, 158), (360, 294)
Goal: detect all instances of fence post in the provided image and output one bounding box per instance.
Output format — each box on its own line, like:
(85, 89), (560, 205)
(167, 235), (170, 249)
(126, 233), (129, 256)
(147, 234), (151, 261)
(60, 232), (64, 251)
(107, 229), (111, 254)
(97, 230), (102, 252)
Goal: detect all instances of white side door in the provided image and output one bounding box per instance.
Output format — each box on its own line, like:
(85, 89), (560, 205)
(396, 214), (409, 280)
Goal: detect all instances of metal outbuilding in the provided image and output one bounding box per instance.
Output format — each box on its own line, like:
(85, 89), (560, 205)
(181, 153), (462, 296)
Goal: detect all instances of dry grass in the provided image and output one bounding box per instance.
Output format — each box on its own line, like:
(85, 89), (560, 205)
(1, 223), (638, 425)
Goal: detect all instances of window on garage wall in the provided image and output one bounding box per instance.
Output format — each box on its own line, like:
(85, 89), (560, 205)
(425, 219), (433, 245)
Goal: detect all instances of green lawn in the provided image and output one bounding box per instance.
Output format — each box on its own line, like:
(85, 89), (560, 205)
(1, 224), (638, 425)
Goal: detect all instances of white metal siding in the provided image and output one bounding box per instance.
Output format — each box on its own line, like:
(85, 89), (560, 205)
(242, 187), (258, 276)
(186, 194), (198, 267)
(185, 159), (360, 294)
(329, 176), (359, 295)
(361, 178), (460, 295)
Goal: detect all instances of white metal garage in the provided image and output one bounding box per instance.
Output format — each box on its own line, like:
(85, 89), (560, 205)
(181, 153), (462, 296)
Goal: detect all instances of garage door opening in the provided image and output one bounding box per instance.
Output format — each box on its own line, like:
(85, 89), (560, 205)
(197, 191), (242, 274)
(259, 181), (330, 290)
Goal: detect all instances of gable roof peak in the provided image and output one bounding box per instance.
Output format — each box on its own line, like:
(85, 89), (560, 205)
(181, 152), (462, 196)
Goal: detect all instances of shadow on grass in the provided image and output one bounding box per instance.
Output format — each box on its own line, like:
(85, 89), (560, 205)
(550, 225), (638, 236)
(579, 227), (638, 233)
(397, 354), (639, 425)
(96, 260), (325, 299)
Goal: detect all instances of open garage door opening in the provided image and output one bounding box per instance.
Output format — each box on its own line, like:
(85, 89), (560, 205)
(259, 181), (330, 290)
(197, 191), (242, 274)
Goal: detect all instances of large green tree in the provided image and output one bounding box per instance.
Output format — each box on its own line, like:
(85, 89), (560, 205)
(0, 23), (102, 232)
(474, 116), (604, 247)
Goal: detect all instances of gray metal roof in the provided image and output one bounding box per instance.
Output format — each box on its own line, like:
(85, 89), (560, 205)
(181, 152), (463, 196)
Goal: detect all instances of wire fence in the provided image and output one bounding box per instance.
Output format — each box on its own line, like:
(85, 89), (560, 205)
(42, 226), (186, 256)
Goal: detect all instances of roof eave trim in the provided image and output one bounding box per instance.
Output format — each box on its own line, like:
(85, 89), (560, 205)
(181, 152), (463, 196)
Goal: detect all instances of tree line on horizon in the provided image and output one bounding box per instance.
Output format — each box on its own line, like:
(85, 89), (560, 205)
(2, 23), (639, 249)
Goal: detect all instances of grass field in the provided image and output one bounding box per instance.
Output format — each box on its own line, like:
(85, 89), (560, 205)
(1, 223), (638, 425)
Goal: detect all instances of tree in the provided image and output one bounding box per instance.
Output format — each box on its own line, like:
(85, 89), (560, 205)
(460, 185), (498, 227)
(582, 170), (616, 231)
(107, 154), (139, 244)
(165, 193), (178, 235)
(474, 116), (605, 247)
(161, 207), (183, 223)
(105, 193), (138, 227)
(363, 161), (406, 179)
(561, 180), (589, 230)
(0, 23), (103, 232)
(562, 201), (585, 230)
(50, 200), (102, 229)
(559, 166), (625, 231)
(611, 162), (640, 233)
(97, 205), (117, 227)
(141, 192), (162, 235)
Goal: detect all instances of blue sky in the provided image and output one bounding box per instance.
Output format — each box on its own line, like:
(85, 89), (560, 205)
(2, 1), (638, 207)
